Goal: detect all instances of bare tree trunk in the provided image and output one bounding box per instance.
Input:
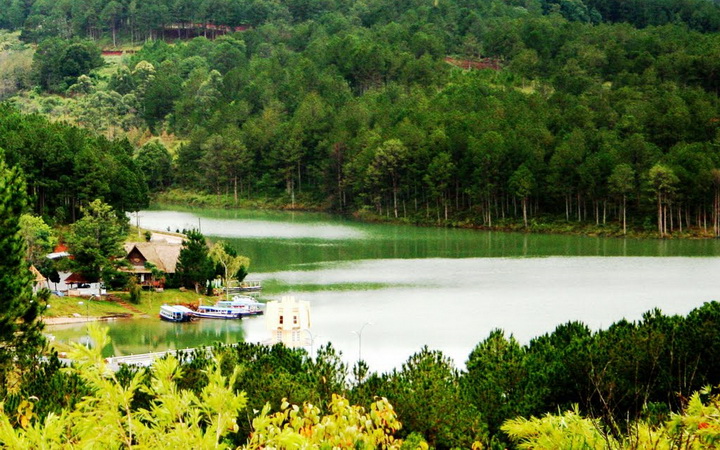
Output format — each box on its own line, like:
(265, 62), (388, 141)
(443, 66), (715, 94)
(715, 187), (720, 236)
(488, 196), (493, 227)
(622, 195), (627, 235)
(595, 201), (599, 226)
(657, 194), (663, 237)
(565, 195), (570, 221)
(233, 176), (238, 204)
(678, 205), (682, 233)
(577, 193), (581, 222)
(392, 182), (398, 218)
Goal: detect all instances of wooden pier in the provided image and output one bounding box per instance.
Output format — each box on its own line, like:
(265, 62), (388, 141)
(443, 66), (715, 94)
(104, 347), (204, 371)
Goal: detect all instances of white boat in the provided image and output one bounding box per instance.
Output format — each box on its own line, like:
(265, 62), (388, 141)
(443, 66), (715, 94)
(216, 295), (265, 316)
(193, 305), (242, 320)
(159, 305), (194, 322)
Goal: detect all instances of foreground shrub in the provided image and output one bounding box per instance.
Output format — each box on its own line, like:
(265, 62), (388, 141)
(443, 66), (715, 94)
(502, 387), (720, 449)
(0, 325), (412, 448)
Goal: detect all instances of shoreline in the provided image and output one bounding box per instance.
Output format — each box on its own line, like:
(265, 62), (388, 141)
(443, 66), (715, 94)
(44, 314), (137, 326)
(151, 193), (719, 241)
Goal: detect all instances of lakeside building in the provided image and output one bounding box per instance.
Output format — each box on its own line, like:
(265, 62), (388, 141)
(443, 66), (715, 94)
(122, 241), (182, 290)
(265, 296), (311, 348)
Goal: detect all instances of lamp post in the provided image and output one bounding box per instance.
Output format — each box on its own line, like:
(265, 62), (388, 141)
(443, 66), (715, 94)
(352, 322), (373, 363)
(79, 300), (89, 322)
(78, 301), (89, 348)
(302, 329), (319, 359)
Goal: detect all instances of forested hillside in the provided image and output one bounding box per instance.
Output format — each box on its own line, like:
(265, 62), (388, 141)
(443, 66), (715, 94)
(2, 0), (720, 236)
(0, 105), (147, 221)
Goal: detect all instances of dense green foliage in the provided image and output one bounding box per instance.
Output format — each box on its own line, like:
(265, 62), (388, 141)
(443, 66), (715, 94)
(18, 214), (55, 268)
(176, 229), (214, 292)
(502, 389), (720, 448)
(5, 0), (720, 235)
(0, 326), (416, 448)
(9, 301), (720, 447)
(2, 0), (720, 43)
(32, 38), (103, 93)
(66, 199), (129, 285)
(0, 105), (148, 223)
(0, 155), (46, 394)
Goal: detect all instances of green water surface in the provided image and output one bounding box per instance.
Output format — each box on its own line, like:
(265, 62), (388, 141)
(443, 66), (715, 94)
(50, 206), (720, 369)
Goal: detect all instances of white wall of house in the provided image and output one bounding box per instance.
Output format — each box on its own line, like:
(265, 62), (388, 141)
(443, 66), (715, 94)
(265, 296), (311, 347)
(52, 272), (106, 297)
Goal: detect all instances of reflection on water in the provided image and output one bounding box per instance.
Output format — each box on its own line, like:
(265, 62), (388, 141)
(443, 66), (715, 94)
(49, 317), (250, 357)
(134, 207), (720, 273)
(133, 210), (366, 241)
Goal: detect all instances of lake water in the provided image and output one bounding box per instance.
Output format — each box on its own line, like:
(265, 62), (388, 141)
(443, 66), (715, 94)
(49, 206), (720, 373)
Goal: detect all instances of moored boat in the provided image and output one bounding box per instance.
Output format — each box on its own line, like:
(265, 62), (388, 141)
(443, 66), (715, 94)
(238, 280), (262, 292)
(216, 295), (265, 316)
(193, 304), (242, 320)
(159, 304), (194, 322)
(225, 280), (262, 295)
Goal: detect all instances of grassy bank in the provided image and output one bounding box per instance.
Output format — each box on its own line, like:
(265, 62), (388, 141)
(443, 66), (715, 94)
(43, 289), (217, 320)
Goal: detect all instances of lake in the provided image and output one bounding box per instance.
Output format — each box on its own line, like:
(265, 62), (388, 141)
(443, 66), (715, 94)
(49, 206), (720, 373)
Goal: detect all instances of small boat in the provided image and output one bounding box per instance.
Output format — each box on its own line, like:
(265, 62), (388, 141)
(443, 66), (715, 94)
(238, 280), (262, 292)
(216, 295), (265, 316)
(192, 305), (242, 320)
(159, 304), (194, 322)
(224, 280), (262, 295)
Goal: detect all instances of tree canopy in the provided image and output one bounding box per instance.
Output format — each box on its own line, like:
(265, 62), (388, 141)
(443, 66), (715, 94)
(0, 104), (148, 223)
(0, 154), (45, 393)
(2, 0), (720, 235)
(176, 229), (214, 293)
(66, 199), (128, 286)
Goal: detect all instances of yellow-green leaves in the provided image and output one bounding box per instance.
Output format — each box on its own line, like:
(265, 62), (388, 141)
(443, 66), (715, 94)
(1, 325), (247, 449)
(244, 394), (415, 449)
(502, 407), (616, 449)
(0, 325), (411, 449)
(502, 388), (720, 449)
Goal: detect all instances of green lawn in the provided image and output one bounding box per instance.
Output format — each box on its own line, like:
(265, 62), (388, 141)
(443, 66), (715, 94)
(121, 289), (217, 316)
(44, 289), (217, 319)
(44, 295), (130, 318)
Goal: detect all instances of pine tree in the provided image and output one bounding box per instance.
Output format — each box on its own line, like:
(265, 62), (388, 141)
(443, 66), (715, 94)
(176, 229), (213, 293)
(0, 154), (45, 392)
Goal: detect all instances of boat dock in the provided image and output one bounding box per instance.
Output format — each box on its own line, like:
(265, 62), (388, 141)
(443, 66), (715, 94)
(104, 347), (206, 371)
(224, 280), (262, 294)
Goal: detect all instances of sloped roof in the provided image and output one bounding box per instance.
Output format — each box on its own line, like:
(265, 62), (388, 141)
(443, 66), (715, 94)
(30, 265), (46, 282)
(47, 251), (70, 259)
(64, 272), (90, 284)
(123, 241), (183, 273)
(47, 243), (71, 260)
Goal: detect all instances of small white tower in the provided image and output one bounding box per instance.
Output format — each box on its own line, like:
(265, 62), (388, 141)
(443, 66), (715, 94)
(265, 296), (311, 347)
